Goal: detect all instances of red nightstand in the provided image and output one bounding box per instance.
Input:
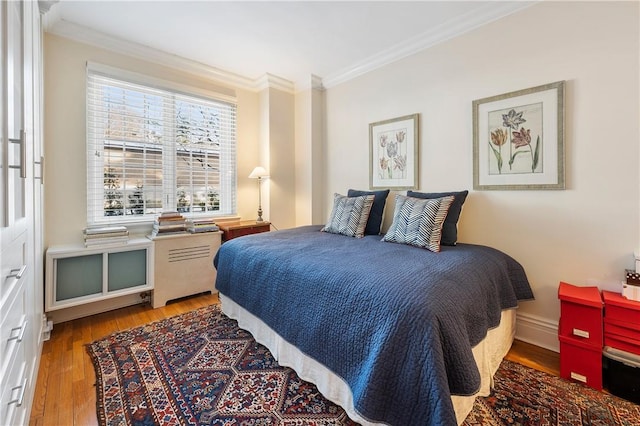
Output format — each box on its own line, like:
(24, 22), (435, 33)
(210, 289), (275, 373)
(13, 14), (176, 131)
(558, 281), (603, 389)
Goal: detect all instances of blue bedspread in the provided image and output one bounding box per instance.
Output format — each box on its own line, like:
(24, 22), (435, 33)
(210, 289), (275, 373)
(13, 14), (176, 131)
(214, 225), (533, 425)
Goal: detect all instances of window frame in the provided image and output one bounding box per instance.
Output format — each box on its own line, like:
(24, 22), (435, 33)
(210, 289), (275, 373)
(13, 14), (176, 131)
(86, 62), (237, 226)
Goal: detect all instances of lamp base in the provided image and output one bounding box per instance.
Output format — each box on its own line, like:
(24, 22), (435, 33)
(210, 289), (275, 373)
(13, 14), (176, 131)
(256, 207), (264, 222)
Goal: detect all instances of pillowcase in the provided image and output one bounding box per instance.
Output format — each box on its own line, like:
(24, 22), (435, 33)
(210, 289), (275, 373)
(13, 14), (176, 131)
(322, 193), (375, 238)
(406, 190), (468, 246)
(382, 194), (454, 252)
(347, 188), (390, 235)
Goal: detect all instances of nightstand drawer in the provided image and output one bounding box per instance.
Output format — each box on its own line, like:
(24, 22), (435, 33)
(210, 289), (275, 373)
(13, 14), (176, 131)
(559, 337), (602, 390)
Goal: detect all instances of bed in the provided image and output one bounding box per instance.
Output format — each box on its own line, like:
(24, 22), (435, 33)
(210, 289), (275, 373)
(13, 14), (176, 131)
(214, 219), (533, 425)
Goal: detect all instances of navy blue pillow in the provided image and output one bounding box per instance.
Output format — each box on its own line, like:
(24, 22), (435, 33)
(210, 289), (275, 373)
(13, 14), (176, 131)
(347, 189), (390, 235)
(406, 190), (468, 246)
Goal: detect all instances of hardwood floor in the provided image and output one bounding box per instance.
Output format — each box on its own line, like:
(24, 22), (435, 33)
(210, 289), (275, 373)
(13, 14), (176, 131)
(29, 293), (559, 425)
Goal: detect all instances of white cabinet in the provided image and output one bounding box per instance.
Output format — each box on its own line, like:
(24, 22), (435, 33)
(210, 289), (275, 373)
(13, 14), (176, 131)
(45, 239), (154, 311)
(0, 1), (44, 424)
(150, 232), (221, 308)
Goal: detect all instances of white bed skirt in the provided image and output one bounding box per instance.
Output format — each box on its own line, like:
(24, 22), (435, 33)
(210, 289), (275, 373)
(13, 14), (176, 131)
(220, 294), (516, 425)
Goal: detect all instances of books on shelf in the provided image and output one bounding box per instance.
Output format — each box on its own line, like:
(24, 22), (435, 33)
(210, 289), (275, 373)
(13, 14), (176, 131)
(84, 226), (129, 247)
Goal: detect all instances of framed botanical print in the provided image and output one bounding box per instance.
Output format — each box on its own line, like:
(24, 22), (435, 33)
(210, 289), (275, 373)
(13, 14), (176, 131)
(369, 113), (419, 190)
(473, 81), (565, 190)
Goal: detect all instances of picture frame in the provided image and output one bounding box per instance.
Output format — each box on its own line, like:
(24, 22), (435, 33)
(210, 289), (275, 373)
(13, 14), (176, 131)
(369, 113), (419, 190)
(473, 81), (565, 190)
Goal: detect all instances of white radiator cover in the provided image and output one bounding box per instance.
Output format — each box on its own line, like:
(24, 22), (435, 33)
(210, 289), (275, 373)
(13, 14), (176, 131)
(151, 232), (222, 308)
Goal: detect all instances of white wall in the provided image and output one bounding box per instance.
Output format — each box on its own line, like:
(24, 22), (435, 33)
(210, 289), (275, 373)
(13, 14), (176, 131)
(43, 2), (639, 349)
(323, 1), (639, 350)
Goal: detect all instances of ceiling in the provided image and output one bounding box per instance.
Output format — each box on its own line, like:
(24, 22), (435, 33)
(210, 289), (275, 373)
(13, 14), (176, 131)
(44, 1), (535, 91)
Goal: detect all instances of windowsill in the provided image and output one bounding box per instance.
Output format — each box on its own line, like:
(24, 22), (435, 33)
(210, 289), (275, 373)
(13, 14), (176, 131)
(88, 215), (242, 239)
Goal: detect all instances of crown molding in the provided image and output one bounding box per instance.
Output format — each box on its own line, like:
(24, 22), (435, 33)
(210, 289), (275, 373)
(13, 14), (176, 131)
(45, 19), (295, 93)
(322, 1), (536, 88)
(310, 75), (325, 91)
(44, 2), (535, 94)
(38, 0), (59, 14)
(294, 74), (325, 93)
(254, 73), (296, 94)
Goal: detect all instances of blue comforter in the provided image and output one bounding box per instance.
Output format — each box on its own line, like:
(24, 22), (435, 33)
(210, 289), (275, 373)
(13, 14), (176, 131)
(214, 225), (533, 425)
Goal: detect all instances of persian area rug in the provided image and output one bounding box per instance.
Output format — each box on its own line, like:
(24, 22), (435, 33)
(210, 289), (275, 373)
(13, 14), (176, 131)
(88, 304), (640, 426)
(87, 304), (357, 426)
(463, 360), (640, 426)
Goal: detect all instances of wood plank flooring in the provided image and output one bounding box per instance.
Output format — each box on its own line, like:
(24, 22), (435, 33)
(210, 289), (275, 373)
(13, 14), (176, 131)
(29, 293), (559, 425)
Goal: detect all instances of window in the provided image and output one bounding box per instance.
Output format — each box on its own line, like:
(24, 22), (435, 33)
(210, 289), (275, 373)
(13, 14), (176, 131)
(86, 64), (237, 225)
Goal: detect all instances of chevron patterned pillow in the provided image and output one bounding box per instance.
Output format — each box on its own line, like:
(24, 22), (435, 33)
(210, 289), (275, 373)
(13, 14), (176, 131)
(382, 194), (455, 252)
(322, 193), (375, 238)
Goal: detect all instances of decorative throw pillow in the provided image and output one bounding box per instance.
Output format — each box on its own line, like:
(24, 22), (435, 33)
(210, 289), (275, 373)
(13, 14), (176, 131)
(322, 193), (375, 238)
(382, 194), (454, 252)
(406, 190), (468, 246)
(347, 189), (390, 235)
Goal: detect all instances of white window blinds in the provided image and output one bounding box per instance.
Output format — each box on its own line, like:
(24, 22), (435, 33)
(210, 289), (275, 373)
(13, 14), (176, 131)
(86, 65), (237, 225)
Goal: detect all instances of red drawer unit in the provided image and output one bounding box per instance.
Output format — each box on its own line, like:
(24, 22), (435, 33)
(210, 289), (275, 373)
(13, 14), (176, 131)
(605, 334), (640, 356)
(558, 282), (603, 346)
(559, 336), (603, 389)
(603, 290), (640, 355)
(603, 290), (640, 325)
(604, 318), (640, 342)
(558, 281), (603, 390)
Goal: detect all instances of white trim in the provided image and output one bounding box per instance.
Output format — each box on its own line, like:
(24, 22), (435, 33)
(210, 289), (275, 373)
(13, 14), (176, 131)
(44, 4), (535, 93)
(295, 74), (325, 92)
(46, 19), (295, 93)
(46, 293), (144, 324)
(515, 311), (559, 353)
(253, 73), (296, 94)
(322, 2), (536, 88)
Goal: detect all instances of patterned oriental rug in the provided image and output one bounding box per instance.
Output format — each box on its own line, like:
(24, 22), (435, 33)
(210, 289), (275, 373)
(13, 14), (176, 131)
(87, 304), (640, 426)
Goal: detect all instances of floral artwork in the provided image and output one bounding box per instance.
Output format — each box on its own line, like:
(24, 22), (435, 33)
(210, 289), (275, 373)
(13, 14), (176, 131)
(488, 103), (543, 175)
(473, 81), (565, 190)
(369, 114), (418, 189)
(377, 129), (408, 180)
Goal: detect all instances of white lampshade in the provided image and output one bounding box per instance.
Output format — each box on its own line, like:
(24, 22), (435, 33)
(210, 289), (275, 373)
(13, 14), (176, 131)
(249, 166), (269, 179)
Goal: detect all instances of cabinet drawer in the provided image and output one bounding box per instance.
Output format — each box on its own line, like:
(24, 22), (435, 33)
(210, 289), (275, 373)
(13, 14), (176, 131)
(0, 342), (27, 426)
(0, 282), (27, 379)
(559, 337), (602, 390)
(559, 301), (603, 347)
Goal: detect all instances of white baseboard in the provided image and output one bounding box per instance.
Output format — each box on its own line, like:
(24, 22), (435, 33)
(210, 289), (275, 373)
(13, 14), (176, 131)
(47, 293), (145, 324)
(515, 311), (559, 353)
